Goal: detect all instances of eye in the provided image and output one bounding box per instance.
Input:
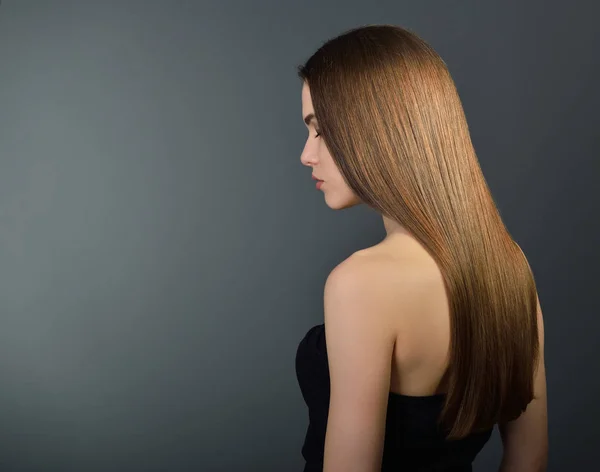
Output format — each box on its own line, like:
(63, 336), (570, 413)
(315, 129), (322, 138)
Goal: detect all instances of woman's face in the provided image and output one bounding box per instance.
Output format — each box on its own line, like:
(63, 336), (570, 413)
(300, 82), (362, 210)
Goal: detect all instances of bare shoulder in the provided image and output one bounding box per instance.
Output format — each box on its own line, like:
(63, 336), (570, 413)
(324, 252), (396, 338)
(342, 244), (443, 298)
(327, 249), (411, 302)
(325, 245), (439, 325)
(333, 243), (449, 351)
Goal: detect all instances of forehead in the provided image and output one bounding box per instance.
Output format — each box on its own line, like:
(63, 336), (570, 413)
(301, 82), (313, 113)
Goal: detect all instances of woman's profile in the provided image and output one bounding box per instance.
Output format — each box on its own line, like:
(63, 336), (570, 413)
(294, 25), (548, 472)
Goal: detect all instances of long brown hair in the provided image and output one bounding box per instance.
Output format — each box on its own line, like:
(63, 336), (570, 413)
(297, 24), (540, 440)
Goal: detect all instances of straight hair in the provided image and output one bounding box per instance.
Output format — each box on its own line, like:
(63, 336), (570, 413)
(297, 24), (540, 440)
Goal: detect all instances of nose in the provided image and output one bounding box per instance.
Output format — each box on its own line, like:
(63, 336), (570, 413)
(300, 141), (318, 167)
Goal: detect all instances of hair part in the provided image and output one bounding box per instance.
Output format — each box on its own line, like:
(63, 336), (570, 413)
(297, 24), (539, 440)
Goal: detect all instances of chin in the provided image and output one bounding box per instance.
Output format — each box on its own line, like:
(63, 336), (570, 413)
(324, 192), (362, 210)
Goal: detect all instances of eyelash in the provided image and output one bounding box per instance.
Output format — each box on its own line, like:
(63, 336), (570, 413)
(315, 130), (321, 138)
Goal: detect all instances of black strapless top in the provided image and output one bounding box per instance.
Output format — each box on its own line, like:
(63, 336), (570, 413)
(295, 323), (493, 472)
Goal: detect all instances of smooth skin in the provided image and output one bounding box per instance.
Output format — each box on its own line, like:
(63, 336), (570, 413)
(300, 82), (548, 472)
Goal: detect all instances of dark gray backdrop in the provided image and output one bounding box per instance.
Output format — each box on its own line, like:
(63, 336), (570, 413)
(0, 1), (597, 471)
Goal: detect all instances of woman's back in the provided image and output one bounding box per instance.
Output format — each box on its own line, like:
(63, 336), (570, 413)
(296, 234), (496, 471)
(296, 235), (497, 470)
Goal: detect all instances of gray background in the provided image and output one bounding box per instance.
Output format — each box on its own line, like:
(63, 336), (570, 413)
(0, 0), (598, 470)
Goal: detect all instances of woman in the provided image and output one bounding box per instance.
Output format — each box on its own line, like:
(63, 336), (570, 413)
(294, 25), (548, 472)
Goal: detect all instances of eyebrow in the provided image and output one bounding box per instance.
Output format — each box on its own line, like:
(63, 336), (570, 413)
(303, 113), (317, 126)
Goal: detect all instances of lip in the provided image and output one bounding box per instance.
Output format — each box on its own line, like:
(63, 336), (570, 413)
(311, 175), (324, 182)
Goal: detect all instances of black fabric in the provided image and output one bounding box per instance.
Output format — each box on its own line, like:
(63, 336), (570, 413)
(295, 323), (493, 472)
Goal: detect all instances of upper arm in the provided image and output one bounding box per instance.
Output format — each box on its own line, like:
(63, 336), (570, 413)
(322, 257), (397, 472)
(498, 294), (548, 472)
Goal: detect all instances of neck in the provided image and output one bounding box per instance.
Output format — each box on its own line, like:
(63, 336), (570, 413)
(382, 214), (410, 238)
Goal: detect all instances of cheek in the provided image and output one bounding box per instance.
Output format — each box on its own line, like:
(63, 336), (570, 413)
(321, 151), (337, 173)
